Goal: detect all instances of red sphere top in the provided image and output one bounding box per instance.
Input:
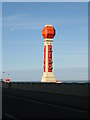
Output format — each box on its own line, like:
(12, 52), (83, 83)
(42, 25), (55, 39)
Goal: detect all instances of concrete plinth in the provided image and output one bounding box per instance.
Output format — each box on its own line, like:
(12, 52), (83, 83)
(41, 72), (56, 83)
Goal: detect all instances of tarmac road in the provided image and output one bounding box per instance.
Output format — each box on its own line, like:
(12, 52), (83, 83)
(2, 88), (89, 119)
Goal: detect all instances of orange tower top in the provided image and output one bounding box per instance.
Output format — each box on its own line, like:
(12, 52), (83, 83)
(42, 25), (55, 39)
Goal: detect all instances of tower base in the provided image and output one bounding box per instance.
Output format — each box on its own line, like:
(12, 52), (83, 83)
(41, 73), (56, 83)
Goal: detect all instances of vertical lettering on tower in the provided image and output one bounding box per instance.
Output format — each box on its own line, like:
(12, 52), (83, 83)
(48, 45), (52, 72)
(44, 45), (46, 72)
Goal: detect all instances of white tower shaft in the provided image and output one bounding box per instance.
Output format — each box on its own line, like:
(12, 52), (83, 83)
(41, 38), (56, 82)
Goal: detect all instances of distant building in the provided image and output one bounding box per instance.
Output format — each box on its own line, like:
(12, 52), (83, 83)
(5, 77), (10, 83)
(56, 80), (62, 83)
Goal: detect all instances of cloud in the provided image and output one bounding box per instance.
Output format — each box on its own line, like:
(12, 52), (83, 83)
(3, 67), (88, 82)
(3, 13), (88, 31)
(3, 13), (43, 30)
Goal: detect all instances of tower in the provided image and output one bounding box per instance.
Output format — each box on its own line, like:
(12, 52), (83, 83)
(41, 25), (56, 82)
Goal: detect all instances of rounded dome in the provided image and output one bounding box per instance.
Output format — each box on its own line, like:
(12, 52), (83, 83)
(42, 25), (55, 39)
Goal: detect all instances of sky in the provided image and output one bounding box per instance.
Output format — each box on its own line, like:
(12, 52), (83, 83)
(2, 2), (88, 82)
(1, 0), (89, 2)
(0, 1), (2, 80)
